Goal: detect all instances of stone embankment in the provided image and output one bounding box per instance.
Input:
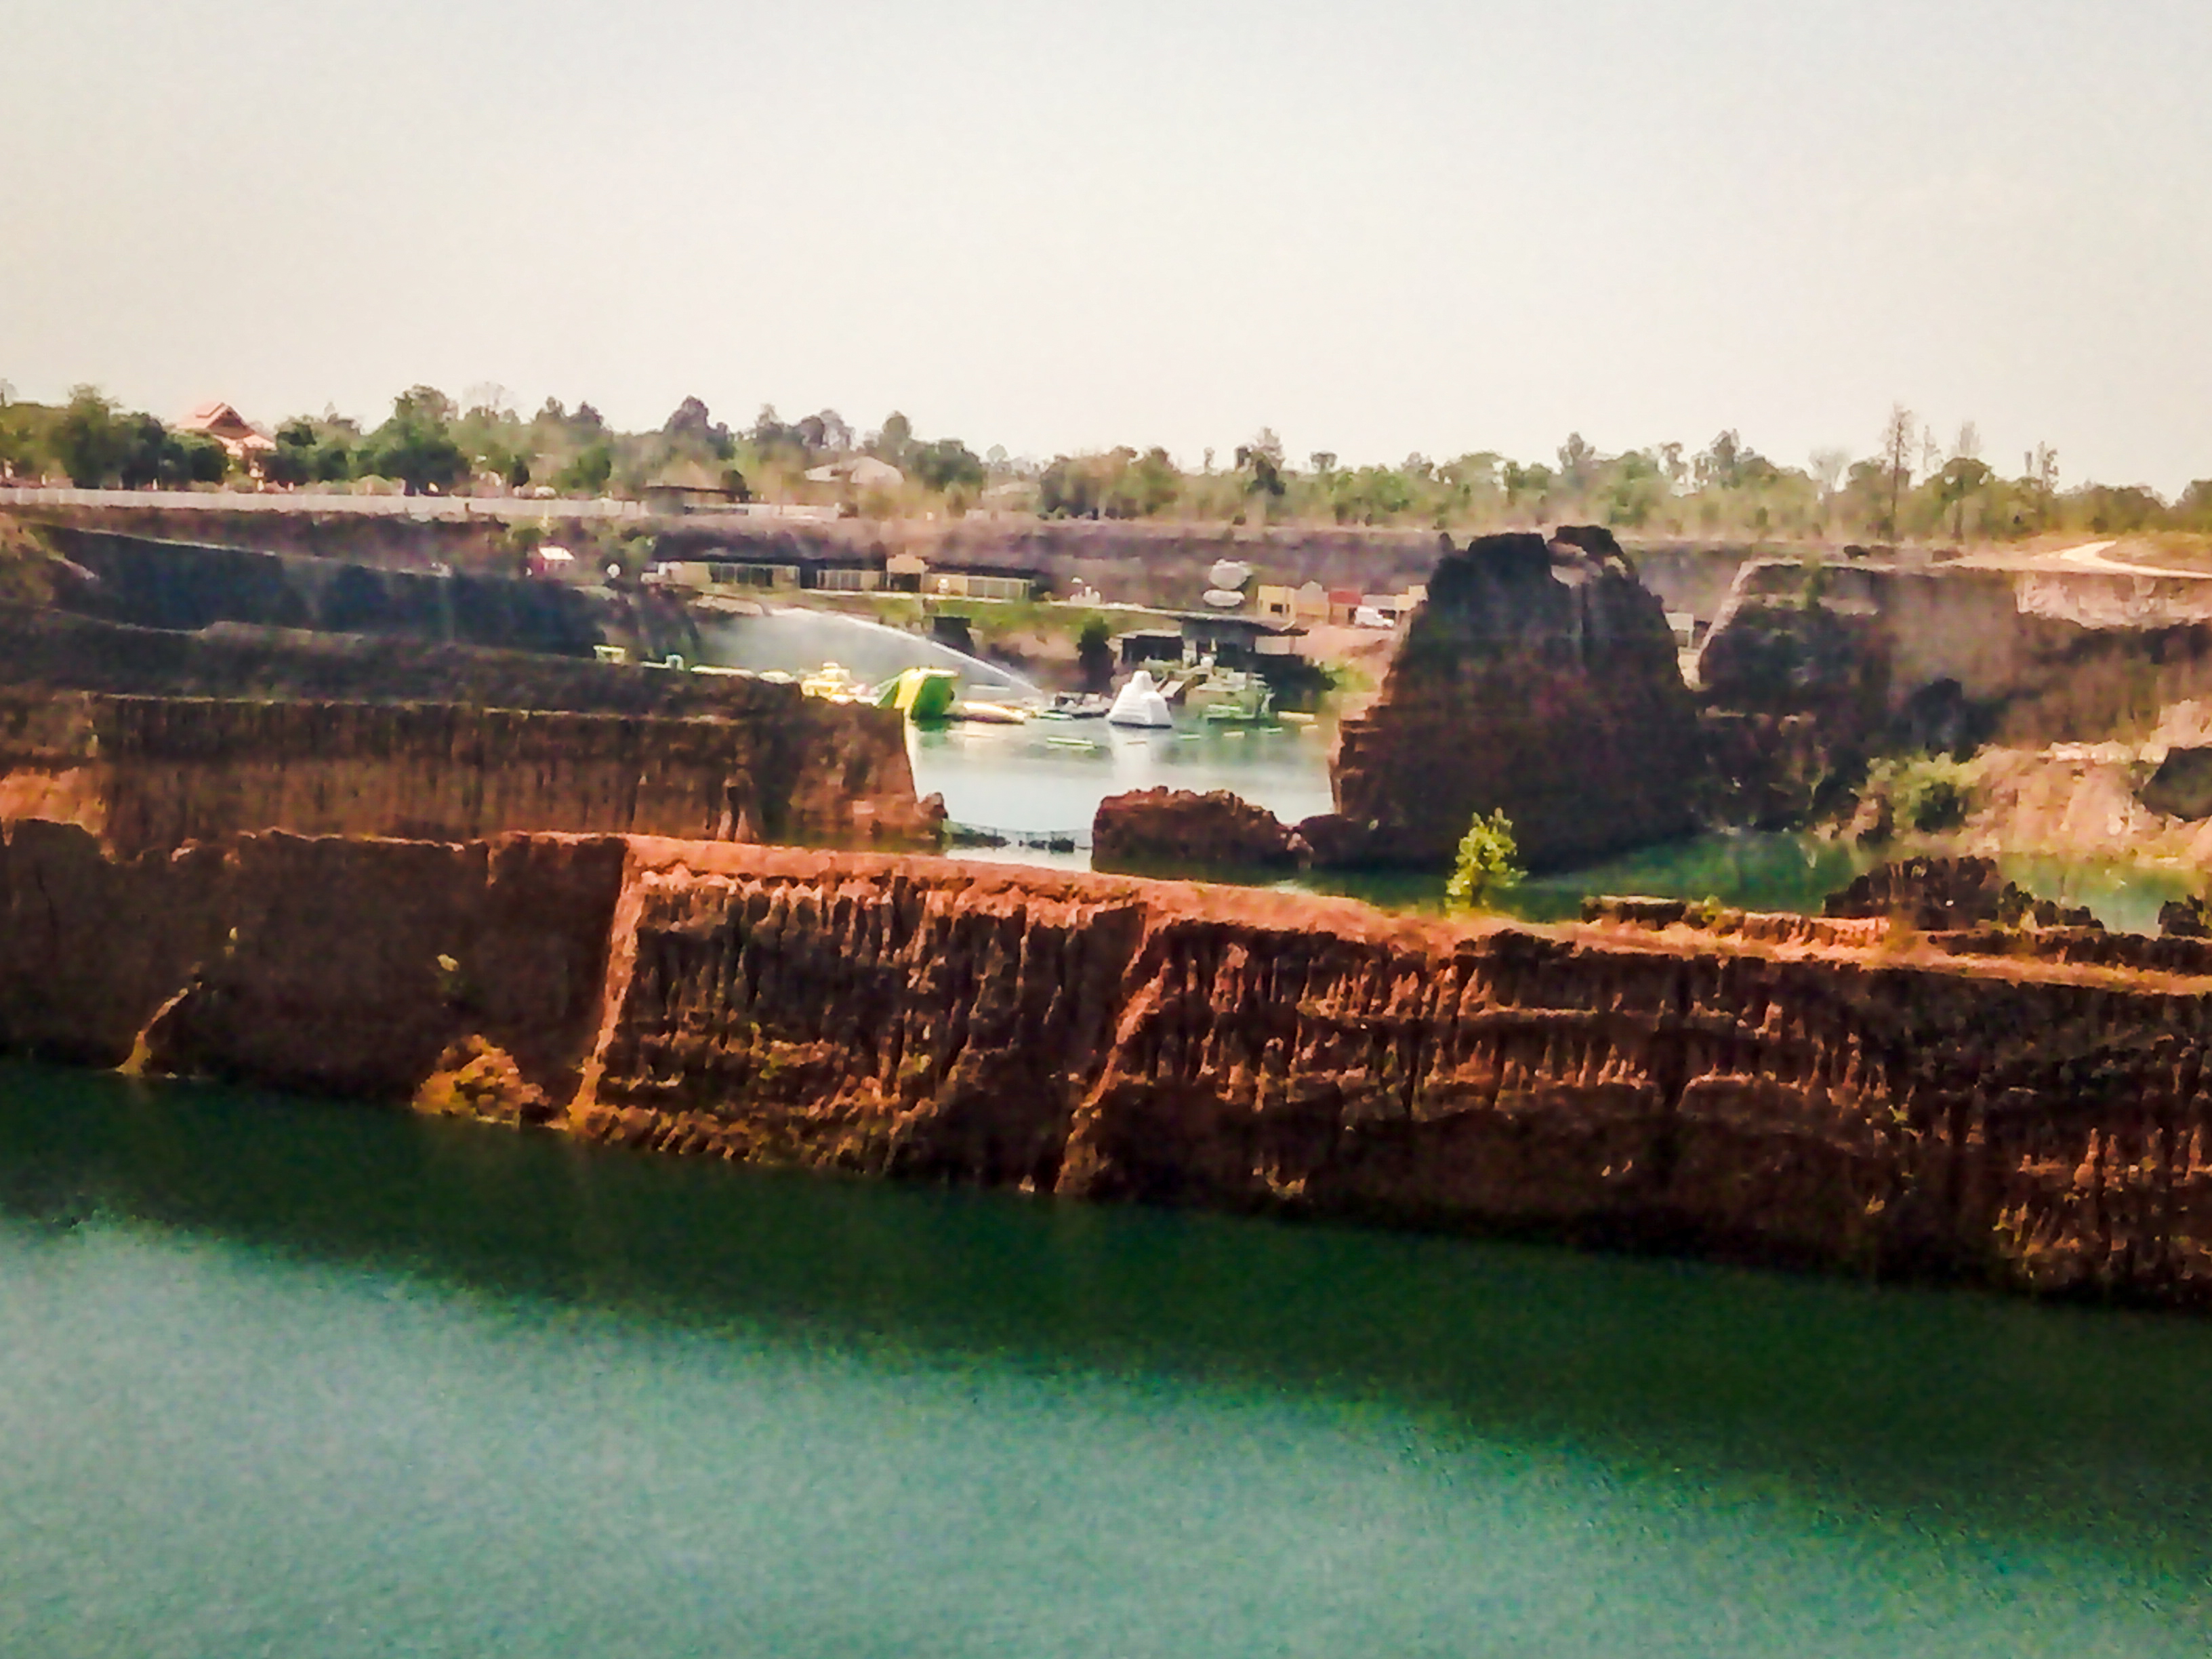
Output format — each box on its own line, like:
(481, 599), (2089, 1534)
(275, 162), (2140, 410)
(9, 824), (2212, 1306)
(1321, 527), (1706, 870)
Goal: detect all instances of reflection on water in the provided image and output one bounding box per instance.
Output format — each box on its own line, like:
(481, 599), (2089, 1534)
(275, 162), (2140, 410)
(0, 1064), (2206, 1658)
(910, 717), (1338, 839)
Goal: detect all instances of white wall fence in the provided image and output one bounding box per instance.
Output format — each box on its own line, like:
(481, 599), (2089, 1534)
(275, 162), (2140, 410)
(0, 487), (845, 527)
(0, 486), (651, 522)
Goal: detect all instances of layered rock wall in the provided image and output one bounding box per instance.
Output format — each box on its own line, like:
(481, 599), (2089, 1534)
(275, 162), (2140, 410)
(9, 825), (2212, 1305)
(0, 602), (814, 718)
(1695, 558), (2212, 826)
(1327, 528), (1706, 869)
(0, 690), (935, 853)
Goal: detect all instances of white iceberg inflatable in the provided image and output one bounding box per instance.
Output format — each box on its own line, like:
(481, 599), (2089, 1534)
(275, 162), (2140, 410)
(1107, 669), (1175, 729)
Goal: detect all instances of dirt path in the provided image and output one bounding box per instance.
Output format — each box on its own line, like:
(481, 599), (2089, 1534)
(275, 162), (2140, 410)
(1984, 538), (2207, 579)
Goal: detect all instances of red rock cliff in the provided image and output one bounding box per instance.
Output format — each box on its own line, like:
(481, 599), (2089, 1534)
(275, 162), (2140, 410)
(0, 689), (938, 853)
(7, 825), (2212, 1305)
(1328, 527), (1706, 869)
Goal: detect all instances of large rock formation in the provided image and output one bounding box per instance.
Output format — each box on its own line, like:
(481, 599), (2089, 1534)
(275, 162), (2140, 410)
(1324, 527), (1704, 870)
(12, 823), (2212, 1305)
(1092, 787), (1306, 873)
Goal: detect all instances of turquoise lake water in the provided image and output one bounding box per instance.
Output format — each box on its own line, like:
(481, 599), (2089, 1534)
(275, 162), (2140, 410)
(1, 1063), (2207, 1656)
(909, 719), (2196, 930)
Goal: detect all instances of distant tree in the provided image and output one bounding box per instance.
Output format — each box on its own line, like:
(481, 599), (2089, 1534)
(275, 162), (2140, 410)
(1309, 451), (1337, 476)
(663, 396), (733, 458)
(1933, 457), (1994, 539)
(392, 384), (457, 427)
(356, 388), (468, 493)
(312, 423), (359, 483)
(1500, 459), (1554, 514)
(2076, 484), (2163, 536)
(1076, 617), (1113, 692)
(1036, 455), (1099, 518)
(1328, 464), (1414, 525)
(115, 415), (170, 488)
(1109, 447), (1180, 518)
(1879, 404), (1916, 540)
(1599, 449), (1666, 529)
(909, 436), (985, 494)
(172, 430), (229, 485)
(870, 411), (914, 465)
(264, 419), (316, 488)
(49, 386), (130, 487)
(2177, 480), (2212, 531)
(1235, 428), (1286, 498)
(556, 441), (614, 495)
(1557, 432), (1600, 497)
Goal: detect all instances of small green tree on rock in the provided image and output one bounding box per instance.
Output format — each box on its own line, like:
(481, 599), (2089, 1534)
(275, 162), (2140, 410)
(1447, 809), (1523, 912)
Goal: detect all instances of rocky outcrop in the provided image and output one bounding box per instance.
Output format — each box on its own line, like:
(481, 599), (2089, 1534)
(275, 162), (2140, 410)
(1822, 855), (2097, 932)
(1822, 856), (2012, 929)
(1092, 788), (1306, 873)
(1694, 556), (2212, 837)
(0, 689), (940, 853)
(1325, 527), (1706, 870)
(14, 824), (2212, 1305)
(2142, 745), (2212, 821)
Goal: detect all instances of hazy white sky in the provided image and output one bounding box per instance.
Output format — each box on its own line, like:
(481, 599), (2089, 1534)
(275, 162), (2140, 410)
(5, 0), (2207, 490)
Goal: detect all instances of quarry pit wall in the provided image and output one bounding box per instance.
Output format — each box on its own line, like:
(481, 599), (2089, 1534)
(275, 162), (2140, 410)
(6, 825), (2211, 1307)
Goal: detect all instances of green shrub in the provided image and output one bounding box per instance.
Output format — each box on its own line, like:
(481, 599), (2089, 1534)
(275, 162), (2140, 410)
(1860, 753), (1972, 835)
(1446, 810), (1523, 911)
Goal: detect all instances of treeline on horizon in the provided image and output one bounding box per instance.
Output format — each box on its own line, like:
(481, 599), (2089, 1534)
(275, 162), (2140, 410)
(4, 382), (2209, 545)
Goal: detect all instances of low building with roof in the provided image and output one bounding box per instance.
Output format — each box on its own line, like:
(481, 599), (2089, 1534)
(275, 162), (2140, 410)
(176, 401), (275, 469)
(1117, 613), (1307, 670)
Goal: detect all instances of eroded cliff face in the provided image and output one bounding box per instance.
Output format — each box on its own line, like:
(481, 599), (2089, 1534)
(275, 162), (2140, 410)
(1694, 556), (2212, 837)
(1326, 528), (1706, 869)
(9, 824), (2212, 1305)
(0, 684), (937, 854)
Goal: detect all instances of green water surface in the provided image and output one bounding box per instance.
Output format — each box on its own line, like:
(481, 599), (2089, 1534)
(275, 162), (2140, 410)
(909, 721), (2198, 930)
(1, 1063), (2207, 1656)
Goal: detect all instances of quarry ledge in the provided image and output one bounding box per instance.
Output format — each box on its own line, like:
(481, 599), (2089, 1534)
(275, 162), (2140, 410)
(9, 826), (2212, 1306)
